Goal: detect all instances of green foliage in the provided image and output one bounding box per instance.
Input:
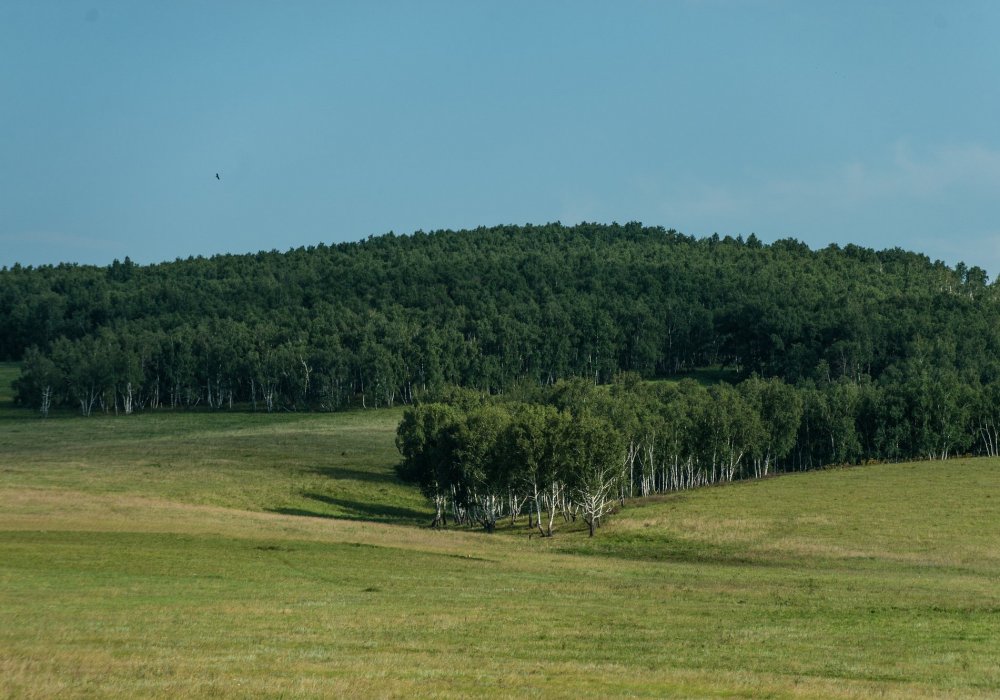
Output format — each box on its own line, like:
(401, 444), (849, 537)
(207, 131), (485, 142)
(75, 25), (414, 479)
(6, 223), (1000, 474)
(396, 398), (629, 536)
(398, 365), (1000, 536)
(562, 411), (626, 536)
(739, 375), (803, 473)
(394, 403), (461, 526)
(4, 223), (997, 415)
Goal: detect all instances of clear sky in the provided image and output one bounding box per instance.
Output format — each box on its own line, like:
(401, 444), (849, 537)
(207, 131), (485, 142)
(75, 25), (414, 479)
(3, 1), (999, 276)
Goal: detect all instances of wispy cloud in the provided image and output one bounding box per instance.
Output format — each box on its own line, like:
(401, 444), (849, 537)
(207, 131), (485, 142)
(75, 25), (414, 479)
(651, 142), (1000, 221)
(770, 142), (1000, 204)
(631, 141), (1000, 276)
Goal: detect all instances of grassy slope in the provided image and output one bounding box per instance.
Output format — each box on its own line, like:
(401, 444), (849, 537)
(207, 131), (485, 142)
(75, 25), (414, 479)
(1, 395), (998, 697)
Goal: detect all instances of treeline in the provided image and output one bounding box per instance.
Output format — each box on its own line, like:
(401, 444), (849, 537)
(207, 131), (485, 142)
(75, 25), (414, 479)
(396, 370), (1000, 535)
(3, 222), (999, 414)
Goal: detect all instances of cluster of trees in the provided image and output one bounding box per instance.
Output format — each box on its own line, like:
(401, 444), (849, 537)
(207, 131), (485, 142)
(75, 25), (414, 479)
(396, 378), (796, 537)
(396, 398), (623, 536)
(397, 366), (1000, 535)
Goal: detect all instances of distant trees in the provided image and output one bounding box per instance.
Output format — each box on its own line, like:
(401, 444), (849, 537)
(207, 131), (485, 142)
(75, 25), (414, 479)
(4, 222), (998, 418)
(5, 223), (1000, 514)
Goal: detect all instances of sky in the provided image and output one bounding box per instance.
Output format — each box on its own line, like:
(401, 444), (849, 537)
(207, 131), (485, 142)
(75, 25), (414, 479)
(3, 1), (1000, 276)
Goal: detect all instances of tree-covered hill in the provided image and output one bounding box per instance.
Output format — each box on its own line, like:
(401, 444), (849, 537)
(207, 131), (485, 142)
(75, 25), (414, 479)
(2, 222), (996, 415)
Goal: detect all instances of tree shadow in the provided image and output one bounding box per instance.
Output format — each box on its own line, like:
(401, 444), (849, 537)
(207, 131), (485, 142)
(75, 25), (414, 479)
(312, 465), (401, 485)
(556, 533), (769, 568)
(269, 492), (428, 524)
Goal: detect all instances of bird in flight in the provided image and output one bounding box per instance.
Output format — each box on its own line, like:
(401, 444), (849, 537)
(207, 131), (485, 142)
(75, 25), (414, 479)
(215, 173), (220, 180)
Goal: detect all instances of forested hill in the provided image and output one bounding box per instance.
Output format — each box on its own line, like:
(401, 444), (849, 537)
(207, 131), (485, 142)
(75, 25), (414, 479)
(2, 222), (997, 413)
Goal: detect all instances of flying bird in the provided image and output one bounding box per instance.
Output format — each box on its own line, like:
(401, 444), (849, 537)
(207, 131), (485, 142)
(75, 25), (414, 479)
(215, 173), (220, 180)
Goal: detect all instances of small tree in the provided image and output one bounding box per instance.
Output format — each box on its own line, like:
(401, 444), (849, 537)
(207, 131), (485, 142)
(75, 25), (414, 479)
(14, 346), (62, 417)
(564, 412), (625, 537)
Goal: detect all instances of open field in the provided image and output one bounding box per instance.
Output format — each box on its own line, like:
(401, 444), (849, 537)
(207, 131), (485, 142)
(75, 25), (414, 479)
(1, 393), (999, 697)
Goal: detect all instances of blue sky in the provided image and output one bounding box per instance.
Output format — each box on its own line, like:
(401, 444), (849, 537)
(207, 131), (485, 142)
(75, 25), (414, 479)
(3, 1), (1000, 276)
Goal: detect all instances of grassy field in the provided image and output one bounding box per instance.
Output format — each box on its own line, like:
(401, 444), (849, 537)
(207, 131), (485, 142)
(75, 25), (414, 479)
(1, 377), (999, 697)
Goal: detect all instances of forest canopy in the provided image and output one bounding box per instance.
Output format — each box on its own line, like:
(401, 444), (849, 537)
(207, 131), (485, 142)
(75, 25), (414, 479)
(2, 222), (996, 445)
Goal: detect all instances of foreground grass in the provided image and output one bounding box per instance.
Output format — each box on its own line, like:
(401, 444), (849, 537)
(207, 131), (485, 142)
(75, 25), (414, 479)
(1, 404), (998, 698)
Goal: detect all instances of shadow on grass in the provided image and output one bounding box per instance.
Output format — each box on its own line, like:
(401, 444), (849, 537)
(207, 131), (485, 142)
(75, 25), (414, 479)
(312, 465), (401, 485)
(556, 534), (764, 567)
(270, 492), (428, 525)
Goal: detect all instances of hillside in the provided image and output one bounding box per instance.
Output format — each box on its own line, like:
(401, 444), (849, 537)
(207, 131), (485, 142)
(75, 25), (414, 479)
(6, 224), (1000, 475)
(3, 223), (996, 408)
(1, 405), (998, 698)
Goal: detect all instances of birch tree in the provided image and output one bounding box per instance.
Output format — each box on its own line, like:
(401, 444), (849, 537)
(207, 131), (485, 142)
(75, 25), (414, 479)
(739, 376), (802, 477)
(452, 405), (512, 532)
(13, 346), (61, 417)
(503, 403), (568, 536)
(564, 412), (625, 537)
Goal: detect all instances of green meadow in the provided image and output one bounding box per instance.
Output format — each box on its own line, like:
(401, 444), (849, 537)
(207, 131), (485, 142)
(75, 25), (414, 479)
(1, 366), (998, 698)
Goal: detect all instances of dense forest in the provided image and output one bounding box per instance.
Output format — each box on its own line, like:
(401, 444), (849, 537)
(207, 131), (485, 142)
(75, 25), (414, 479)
(3, 222), (999, 479)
